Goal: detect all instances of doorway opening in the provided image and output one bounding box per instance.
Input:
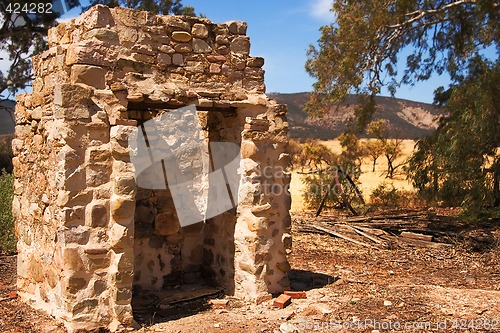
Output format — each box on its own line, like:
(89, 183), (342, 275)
(127, 106), (242, 321)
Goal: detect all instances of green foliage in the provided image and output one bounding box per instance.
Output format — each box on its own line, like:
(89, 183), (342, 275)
(302, 166), (364, 211)
(290, 139), (338, 208)
(366, 119), (389, 142)
(302, 169), (337, 209)
(458, 207), (500, 224)
(306, 0), (499, 120)
(0, 137), (13, 173)
(290, 139), (337, 172)
(337, 132), (363, 169)
(370, 182), (427, 209)
(406, 58), (500, 210)
(293, 138), (363, 211)
(367, 120), (404, 178)
(0, 170), (15, 254)
(0, 0), (80, 98)
(370, 182), (400, 207)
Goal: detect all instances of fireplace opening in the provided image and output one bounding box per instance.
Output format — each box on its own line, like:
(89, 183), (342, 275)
(13, 7), (292, 331)
(127, 107), (241, 321)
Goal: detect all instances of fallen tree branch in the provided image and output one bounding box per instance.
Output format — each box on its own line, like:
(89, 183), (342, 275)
(349, 225), (384, 244)
(313, 225), (376, 249)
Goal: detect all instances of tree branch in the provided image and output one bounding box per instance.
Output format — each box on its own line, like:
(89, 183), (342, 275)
(0, 25), (49, 39)
(389, 0), (477, 29)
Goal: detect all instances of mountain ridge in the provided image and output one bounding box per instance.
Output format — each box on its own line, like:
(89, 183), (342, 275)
(0, 94), (443, 140)
(268, 92), (444, 140)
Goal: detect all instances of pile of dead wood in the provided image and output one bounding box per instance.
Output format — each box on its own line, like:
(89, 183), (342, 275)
(298, 212), (453, 250)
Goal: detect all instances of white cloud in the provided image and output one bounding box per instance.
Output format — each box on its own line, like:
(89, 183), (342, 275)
(310, 0), (335, 22)
(57, 16), (76, 24)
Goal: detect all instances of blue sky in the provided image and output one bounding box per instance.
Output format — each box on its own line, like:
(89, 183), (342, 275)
(179, 0), (452, 103)
(1, 0), (454, 103)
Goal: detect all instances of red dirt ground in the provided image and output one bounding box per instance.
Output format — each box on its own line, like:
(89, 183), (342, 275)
(1, 210), (499, 333)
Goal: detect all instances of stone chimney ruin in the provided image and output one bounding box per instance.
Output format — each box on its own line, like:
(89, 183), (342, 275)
(12, 5), (292, 332)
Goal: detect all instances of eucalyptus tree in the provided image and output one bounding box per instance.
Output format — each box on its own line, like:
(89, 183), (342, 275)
(306, 0), (499, 119)
(306, 0), (499, 210)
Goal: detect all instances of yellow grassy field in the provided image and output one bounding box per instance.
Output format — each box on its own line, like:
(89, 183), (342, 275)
(290, 139), (417, 212)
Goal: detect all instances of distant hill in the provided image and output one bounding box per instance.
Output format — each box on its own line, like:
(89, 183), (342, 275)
(0, 94), (443, 140)
(0, 100), (15, 136)
(268, 93), (444, 140)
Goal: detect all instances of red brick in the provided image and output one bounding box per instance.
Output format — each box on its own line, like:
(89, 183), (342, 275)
(210, 299), (229, 308)
(273, 294), (292, 309)
(284, 291), (307, 299)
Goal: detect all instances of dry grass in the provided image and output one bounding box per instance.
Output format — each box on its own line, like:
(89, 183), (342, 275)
(290, 139), (417, 212)
(0, 171), (15, 254)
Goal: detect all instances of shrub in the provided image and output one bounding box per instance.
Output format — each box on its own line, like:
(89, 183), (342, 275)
(302, 166), (365, 213)
(302, 169), (337, 209)
(0, 137), (13, 173)
(370, 182), (400, 207)
(370, 182), (427, 209)
(0, 170), (16, 254)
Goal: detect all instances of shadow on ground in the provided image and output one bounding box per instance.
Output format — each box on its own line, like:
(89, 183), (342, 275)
(288, 269), (338, 291)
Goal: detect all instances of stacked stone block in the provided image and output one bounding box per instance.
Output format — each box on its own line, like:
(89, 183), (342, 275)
(13, 5), (291, 332)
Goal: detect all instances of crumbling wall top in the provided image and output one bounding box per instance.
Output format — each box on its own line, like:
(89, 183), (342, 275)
(35, 5), (266, 113)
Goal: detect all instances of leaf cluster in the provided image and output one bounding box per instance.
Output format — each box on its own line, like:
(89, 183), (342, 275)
(290, 139), (337, 172)
(0, 0), (78, 98)
(306, 0), (500, 118)
(406, 57), (500, 209)
(0, 0), (196, 99)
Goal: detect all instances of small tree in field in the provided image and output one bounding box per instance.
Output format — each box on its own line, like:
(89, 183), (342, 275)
(337, 132), (363, 173)
(363, 140), (385, 172)
(367, 119), (404, 178)
(290, 139), (336, 172)
(291, 139), (363, 212)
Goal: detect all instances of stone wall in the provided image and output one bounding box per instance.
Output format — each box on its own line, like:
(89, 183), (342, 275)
(13, 5), (292, 332)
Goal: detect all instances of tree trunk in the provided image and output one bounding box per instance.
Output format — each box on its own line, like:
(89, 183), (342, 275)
(386, 155), (394, 178)
(494, 166), (499, 207)
(432, 159), (439, 203)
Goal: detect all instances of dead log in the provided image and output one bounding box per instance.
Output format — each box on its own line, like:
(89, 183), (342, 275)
(400, 231), (433, 242)
(349, 221), (429, 230)
(350, 225), (390, 237)
(313, 225), (376, 249)
(317, 211), (428, 225)
(397, 237), (452, 249)
(350, 226), (384, 244)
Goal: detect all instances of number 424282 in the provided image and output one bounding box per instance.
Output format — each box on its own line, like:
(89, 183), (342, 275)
(6, 2), (53, 14)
